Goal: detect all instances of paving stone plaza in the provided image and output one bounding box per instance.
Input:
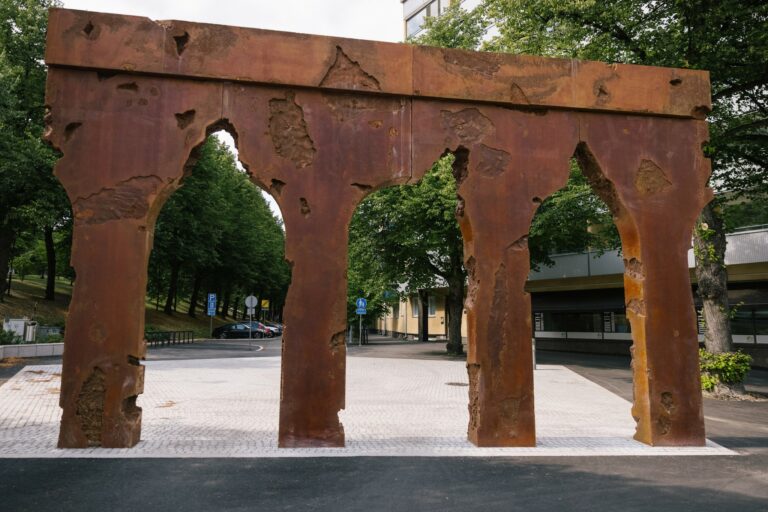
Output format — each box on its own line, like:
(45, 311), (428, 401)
(0, 356), (732, 458)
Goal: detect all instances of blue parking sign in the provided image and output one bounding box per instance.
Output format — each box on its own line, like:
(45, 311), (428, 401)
(207, 293), (217, 316)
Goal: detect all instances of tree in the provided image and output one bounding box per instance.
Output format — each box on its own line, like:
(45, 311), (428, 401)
(482, 0), (768, 354)
(348, 156), (467, 354)
(529, 162), (619, 269)
(148, 136), (290, 320)
(0, 0), (67, 301)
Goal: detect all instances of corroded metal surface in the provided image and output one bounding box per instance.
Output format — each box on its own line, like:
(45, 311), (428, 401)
(44, 8), (712, 449)
(45, 9), (710, 118)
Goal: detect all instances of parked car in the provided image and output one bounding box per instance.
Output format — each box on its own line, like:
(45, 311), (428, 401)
(212, 323), (266, 339)
(262, 321), (283, 336)
(244, 321), (274, 338)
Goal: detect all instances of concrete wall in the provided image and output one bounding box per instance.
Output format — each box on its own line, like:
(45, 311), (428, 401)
(0, 343), (64, 358)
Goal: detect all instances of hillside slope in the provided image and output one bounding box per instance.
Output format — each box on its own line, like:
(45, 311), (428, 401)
(0, 276), (232, 338)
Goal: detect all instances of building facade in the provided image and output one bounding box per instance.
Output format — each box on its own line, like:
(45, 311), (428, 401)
(376, 227), (768, 364)
(401, 0), (483, 39)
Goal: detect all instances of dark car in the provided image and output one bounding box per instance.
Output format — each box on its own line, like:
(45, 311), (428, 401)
(212, 323), (266, 339)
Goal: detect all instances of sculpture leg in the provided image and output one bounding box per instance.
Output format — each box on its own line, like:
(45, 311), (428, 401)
(278, 194), (356, 448)
(464, 235), (536, 447)
(58, 218), (152, 448)
(624, 231), (705, 446)
(578, 116), (710, 446)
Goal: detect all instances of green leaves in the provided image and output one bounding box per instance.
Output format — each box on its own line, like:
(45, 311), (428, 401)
(529, 162), (619, 269)
(699, 348), (752, 390)
(348, 155), (463, 316)
(148, 136), (289, 310)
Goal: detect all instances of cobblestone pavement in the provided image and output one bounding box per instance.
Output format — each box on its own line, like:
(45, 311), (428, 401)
(0, 356), (732, 458)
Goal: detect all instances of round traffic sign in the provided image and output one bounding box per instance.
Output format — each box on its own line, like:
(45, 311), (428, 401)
(245, 295), (258, 308)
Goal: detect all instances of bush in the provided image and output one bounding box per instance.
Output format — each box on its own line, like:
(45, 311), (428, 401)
(699, 349), (752, 391)
(37, 334), (64, 344)
(0, 329), (19, 345)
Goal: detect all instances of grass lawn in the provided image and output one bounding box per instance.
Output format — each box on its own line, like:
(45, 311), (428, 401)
(0, 276), (232, 338)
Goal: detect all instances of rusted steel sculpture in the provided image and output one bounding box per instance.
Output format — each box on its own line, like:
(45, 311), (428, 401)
(44, 8), (712, 449)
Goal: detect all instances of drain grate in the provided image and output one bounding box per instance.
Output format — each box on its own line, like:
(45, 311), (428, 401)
(445, 382), (469, 387)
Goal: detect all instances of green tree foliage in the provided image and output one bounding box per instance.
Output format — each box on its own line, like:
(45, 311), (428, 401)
(529, 163), (619, 269)
(699, 349), (752, 392)
(348, 156), (465, 353)
(722, 196), (768, 232)
(0, 0), (69, 302)
(148, 136), (289, 320)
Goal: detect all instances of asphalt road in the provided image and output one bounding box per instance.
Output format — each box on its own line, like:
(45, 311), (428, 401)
(1, 336), (767, 511)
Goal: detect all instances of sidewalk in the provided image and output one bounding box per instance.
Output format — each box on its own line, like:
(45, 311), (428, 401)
(0, 356), (731, 458)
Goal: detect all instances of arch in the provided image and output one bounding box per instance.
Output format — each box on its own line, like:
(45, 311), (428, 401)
(43, 8), (712, 449)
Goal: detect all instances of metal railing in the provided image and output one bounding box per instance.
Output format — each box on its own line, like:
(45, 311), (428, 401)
(145, 330), (195, 347)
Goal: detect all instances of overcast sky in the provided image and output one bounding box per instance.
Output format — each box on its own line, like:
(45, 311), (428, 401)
(62, 1), (404, 219)
(63, 0), (403, 41)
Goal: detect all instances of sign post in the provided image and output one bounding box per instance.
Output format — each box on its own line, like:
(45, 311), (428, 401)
(355, 298), (367, 346)
(245, 295), (258, 350)
(207, 293), (217, 338)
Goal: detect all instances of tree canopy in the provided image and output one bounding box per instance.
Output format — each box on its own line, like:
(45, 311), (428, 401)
(148, 136), (290, 319)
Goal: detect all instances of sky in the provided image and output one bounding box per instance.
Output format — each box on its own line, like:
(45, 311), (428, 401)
(62, 1), (406, 219)
(63, 0), (403, 42)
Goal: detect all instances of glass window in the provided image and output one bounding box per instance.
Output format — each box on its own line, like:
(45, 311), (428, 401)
(565, 313), (602, 332)
(614, 313), (632, 333)
(541, 312), (566, 332)
(428, 295), (437, 317)
(755, 308), (768, 335)
(411, 297), (419, 317)
(731, 309), (755, 335)
(406, 8), (427, 38)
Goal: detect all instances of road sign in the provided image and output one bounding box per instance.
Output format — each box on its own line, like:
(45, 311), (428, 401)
(355, 298), (367, 347)
(245, 295), (258, 308)
(247, 307), (256, 316)
(261, 299), (270, 310)
(207, 293), (217, 316)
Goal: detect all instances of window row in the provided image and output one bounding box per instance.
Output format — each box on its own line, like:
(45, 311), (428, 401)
(405, 0), (451, 38)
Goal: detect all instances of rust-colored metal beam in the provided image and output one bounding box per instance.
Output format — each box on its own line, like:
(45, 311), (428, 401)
(45, 8), (710, 118)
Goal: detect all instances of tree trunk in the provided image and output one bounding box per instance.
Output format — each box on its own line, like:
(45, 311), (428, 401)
(446, 276), (465, 355)
(418, 289), (429, 342)
(232, 296), (240, 319)
(163, 261), (180, 315)
(6, 265), (12, 295)
(0, 222), (14, 302)
(220, 290), (231, 319)
(693, 201), (733, 354)
(44, 225), (56, 301)
(187, 271), (203, 318)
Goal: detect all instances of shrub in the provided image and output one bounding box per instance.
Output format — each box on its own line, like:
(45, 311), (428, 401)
(0, 329), (19, 345)
(699, 349), (752, 391)
(37, 334), (64, 344)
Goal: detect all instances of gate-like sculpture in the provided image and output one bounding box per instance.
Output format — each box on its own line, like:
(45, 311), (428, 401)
(43, 8), (712, 449)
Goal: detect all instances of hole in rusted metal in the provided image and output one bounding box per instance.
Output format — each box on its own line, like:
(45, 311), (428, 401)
(117, 82), (139, 93)
(174, 31), (190, 56)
